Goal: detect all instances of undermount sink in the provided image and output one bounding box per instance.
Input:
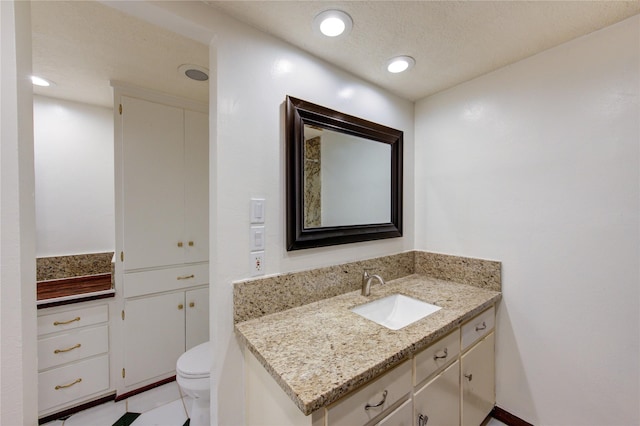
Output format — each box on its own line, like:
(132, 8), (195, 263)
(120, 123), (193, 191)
(351, 294), (442, 330)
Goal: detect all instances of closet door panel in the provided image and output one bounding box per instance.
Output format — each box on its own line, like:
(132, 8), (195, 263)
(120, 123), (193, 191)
(121, 96), (185, 270)
(183, 109), (209, 264)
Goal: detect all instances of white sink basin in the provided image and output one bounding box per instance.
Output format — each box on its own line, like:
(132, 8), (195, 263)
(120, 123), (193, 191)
(351, 294), (442, 330)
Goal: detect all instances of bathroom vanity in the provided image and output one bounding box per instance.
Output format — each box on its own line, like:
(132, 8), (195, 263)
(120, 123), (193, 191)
(236, 272), (500, 426)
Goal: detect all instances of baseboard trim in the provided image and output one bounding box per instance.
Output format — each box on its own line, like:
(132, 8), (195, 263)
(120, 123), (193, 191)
(115, 376), (177, 401)
(38, 393), (116, 425)
(492, 406), (534, 426)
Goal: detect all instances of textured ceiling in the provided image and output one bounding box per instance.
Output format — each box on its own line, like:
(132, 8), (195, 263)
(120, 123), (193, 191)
(206, 1), (640, 101)
(31, 1), (209, 108)
(31, 1), (640, 108)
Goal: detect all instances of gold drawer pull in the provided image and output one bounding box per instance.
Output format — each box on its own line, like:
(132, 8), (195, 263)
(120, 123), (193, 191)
(53, 317), (80, 326)
(55, 378), (82, 390)
(189, 302), (195, 308)
(178, 304), (184, 310)
(177, 242), (184, 247)
(188, 241), (194, 247)
(54, 343), (81, 354)
(177, 274), (195, 280)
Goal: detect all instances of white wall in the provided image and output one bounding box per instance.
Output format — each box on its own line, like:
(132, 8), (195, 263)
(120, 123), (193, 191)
(33, 96), (114, 257)
(415, 15), (639, 425)
(0, 1), (38, 424)
(210, 17), (414, 424)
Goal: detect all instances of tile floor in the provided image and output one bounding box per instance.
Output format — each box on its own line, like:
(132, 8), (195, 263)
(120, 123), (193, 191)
(42, 382), (192, 426)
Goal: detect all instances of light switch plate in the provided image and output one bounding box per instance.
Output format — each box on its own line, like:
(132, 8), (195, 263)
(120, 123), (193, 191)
(250, 226), (265, 251)
(250, 198), (265, 224)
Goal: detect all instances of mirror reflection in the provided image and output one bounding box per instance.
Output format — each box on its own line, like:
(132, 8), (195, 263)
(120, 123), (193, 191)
(303, 125), (391, 228)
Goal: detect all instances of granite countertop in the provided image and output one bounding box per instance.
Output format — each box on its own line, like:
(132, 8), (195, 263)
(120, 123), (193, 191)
(235, 274), (501, 415)
(36, 252), (116, 308)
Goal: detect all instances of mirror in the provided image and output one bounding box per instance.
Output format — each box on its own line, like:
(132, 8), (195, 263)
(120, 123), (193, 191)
(286, 96), (403, 250)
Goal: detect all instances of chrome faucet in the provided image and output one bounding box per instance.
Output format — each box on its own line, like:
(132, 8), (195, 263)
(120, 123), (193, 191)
(361, 270), (385, 296)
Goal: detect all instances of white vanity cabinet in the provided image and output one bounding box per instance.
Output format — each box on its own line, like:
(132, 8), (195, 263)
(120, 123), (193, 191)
(37, 301), (112, 417)
(460, 306), (495, 426)
(414, 361), (460, 426)
(113, 84), (210, 395)
(413, 329), (461, 426)
(326, 361), (411, 426)
(461, 333), (495, 426)
(243, 305), (497, 426)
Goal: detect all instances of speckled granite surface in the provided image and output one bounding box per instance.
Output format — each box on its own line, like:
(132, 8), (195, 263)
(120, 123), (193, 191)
(235, 274), (501, 415)
(234, 251), (501, 323)
(234, 252), (415, 323)
(415, 251), (501, 292)
(36, 252), (114, 281)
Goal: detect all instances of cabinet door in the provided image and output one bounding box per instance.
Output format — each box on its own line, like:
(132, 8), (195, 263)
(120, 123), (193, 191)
(461, 333), (495, 426)
(185, 287), (209, 350)
(123, 292), (185, 387)
(121, 96), (185, 270)
(183, 110), (209, 264)
(414, 360), (460, 426)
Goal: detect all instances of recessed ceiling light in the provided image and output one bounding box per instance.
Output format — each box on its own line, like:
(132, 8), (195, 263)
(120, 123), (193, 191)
(31, 76), (55, 87)
(313, 10), (353, 38)
(178, 64), (209, 82)
(387, 56), (416, 74)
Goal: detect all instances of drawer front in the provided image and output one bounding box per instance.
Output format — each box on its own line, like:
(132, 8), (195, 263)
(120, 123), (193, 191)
(461, 306), (495, 351)
(39, 325), (109, 371)
(415, 329), (460, 385)
(38, 305), (108, 336)
(123, 263), (209, 298)
(38, 354), (109, 413)
(327, 360), (411, 426)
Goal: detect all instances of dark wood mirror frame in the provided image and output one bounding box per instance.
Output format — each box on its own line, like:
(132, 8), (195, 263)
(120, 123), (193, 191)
(286, 96), (403, 251)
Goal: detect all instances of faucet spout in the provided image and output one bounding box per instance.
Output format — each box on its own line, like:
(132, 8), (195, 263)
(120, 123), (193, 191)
(361, 270), (385, 296)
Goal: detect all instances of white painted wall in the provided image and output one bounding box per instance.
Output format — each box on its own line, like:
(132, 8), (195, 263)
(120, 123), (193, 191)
(33, 96), (114, 257)
(415, 16), (639, 425)
(210, 16), (414, 424)
(0, 1), (38, 424)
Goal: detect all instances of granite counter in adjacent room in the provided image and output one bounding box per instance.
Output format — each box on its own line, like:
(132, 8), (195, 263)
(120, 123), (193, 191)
(37, 252), (115, 308)
(235, 273), (501, 415)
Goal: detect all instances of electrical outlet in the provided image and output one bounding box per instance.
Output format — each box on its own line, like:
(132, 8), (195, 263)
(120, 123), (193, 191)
(250, 251), (265, 276)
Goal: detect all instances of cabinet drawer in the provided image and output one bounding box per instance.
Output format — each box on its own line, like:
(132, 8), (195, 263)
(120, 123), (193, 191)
(327, 360), (411, 426)
(461, 306), (495, 351)
(38, 305), (108, 336)
(38, 354), (109, 413)
(123, 263), (208, 298)
(415, 329), (460, 386)
(39, 325), (109, 371)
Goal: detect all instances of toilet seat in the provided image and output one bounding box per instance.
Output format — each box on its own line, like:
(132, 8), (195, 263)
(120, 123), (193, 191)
(177, 341), (211, 379)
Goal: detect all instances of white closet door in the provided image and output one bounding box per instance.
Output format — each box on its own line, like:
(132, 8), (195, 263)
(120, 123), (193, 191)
(123, 292), (185, 387)
(121, 96), (185, 270)
(183, 109), (209, 264)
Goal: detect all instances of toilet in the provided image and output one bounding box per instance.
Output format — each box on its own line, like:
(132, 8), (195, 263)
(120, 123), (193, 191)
(176, 341), (211, 426)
